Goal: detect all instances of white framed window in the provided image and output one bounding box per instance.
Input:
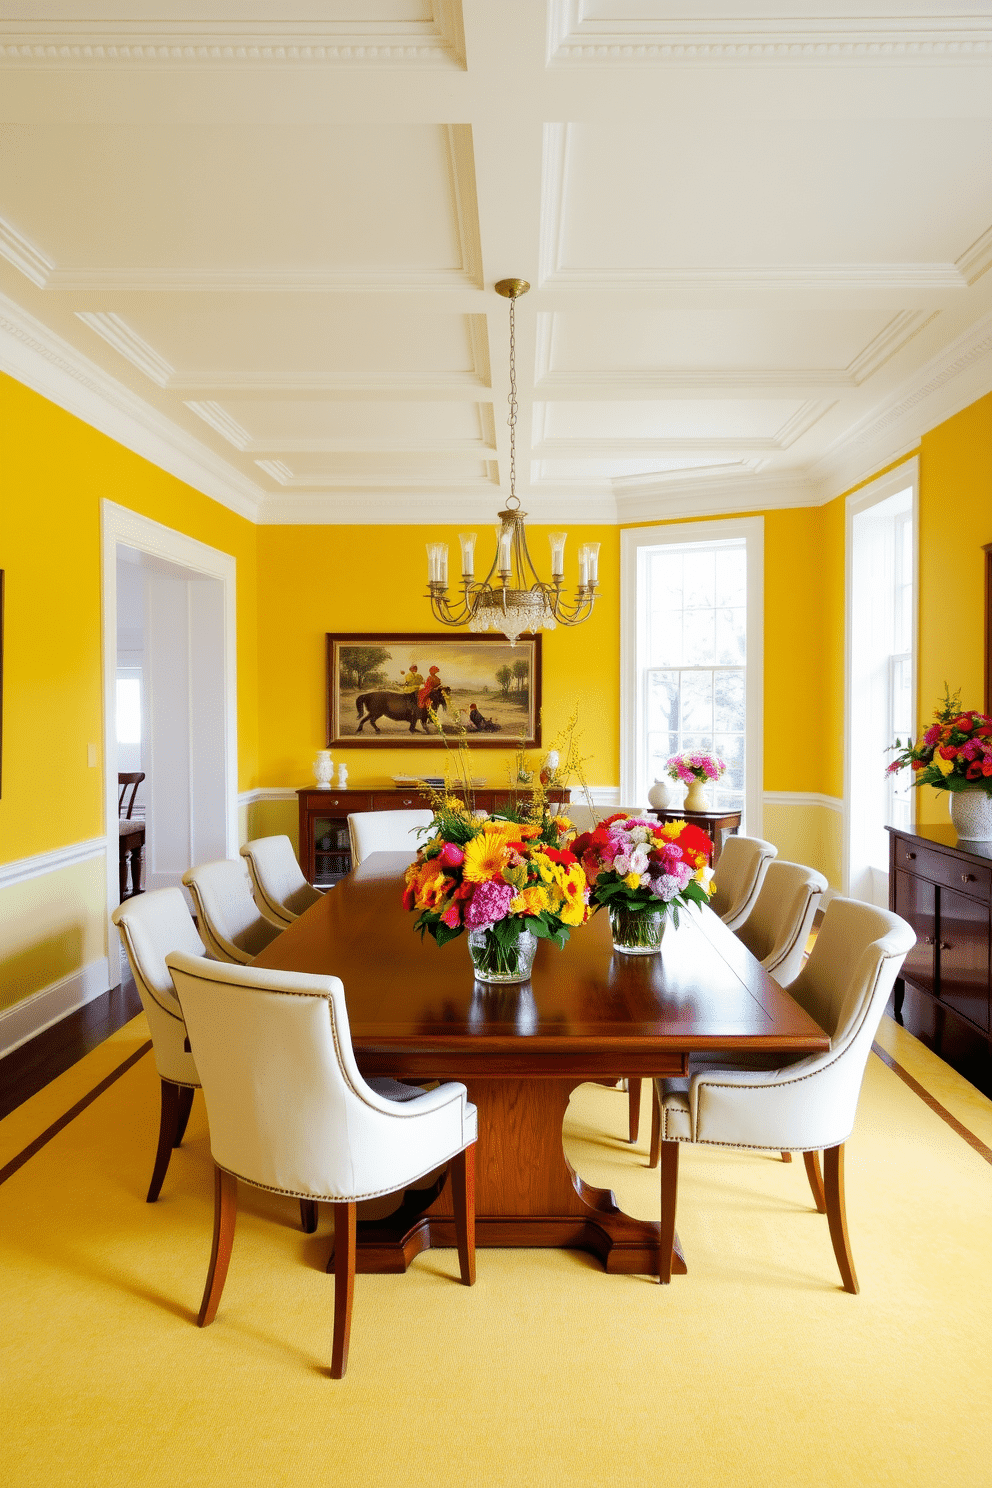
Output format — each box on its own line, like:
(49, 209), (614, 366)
(845, 461), (918, 904)
(621, 517), (764, 828)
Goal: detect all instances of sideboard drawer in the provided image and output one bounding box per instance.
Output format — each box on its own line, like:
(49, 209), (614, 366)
(372, 791), (429, 811)
(312, 792), (374, 813)
(893, 838), (991, 901)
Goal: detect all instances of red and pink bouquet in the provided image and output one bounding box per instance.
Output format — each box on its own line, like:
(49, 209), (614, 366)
(571, 813), (715, 951)
(888, 687), (992, 796)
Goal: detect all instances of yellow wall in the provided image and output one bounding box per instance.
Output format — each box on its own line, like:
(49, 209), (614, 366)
(0, 373), (259, 1010)
(916, 392), (992, 824)
(256, 523), (620, 791)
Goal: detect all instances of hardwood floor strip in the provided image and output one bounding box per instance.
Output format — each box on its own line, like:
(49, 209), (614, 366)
(872, 1042), (992, 1167)
(0, 1041), (152, 1188)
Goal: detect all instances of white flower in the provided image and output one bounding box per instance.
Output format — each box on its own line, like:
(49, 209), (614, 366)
(629, 845), (650, 875)
(629, 825), (651, 846)
(613, 852), (631, 876)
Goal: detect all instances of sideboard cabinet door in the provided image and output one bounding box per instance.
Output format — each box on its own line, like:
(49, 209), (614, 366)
(893, 869), (936, 998)
(939, 886), (992, 1033)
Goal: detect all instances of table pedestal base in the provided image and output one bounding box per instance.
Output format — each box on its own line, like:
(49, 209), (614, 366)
(331, 1075), (687, 1279)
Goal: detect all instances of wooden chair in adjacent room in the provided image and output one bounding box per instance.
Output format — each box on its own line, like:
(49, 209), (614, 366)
(111, 888), (205, 1202)
(182, 858), (283, 964)
(347, 809), (433, 868)
(118, 771), (146, 901)
(165, 953), (478, 1378)
(708, 833), (778, 931)
(652, 897), (915, 1292)
(240, 834), (323, 929)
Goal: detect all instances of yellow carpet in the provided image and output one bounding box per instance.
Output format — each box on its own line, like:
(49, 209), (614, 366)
(2, 1015), (991, 1488)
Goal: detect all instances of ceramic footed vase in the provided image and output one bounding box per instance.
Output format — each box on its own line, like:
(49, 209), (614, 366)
(683, 778), (710, 814)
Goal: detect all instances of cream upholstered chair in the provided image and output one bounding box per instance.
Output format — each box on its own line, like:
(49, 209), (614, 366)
(111, 888), (205, 1202)
(709, 834), (777, 931)
(182, 858), (282, 964)
(240, 835), (323, 928)
(166, 953), (478, 1379)
(653, 897), (915, 1291)
(347, 809), (433, 868)
(735, 859), (828, 988)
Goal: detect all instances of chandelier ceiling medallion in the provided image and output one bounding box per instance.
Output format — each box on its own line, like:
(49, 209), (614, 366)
(425, 277), (600, 646)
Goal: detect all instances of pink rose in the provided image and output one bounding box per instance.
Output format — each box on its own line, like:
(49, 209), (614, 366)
(439, 842), (465, 867)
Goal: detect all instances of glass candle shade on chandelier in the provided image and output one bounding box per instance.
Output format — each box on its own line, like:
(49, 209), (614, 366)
(425, 279), (600, 645)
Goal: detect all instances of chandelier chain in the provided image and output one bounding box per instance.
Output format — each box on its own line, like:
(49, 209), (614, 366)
(506, 293), (519, 511)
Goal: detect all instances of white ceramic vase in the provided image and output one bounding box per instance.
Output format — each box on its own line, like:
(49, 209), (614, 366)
(948, 787), (992, 841)
(647, 778), (671, 810)
(313, 750), (334, 789)
(684, 777), (710, 814)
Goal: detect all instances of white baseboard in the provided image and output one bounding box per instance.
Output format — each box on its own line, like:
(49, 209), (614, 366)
(0, 956), (112, 1059)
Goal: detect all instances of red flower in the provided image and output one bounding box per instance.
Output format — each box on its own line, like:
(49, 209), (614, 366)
(402, 884), (416, 911)
(966, 762), (983, 781)
(952, 714), (975, 732)
(678, 824), (714, 858)
(938, 745), (957, 760)
(984, 759), (992, 777)
(977, 726), (992, 739)
(542, 847), (578, 867)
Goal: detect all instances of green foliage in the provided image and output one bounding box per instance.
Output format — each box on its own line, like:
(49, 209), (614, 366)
(339, 645), (392, 690)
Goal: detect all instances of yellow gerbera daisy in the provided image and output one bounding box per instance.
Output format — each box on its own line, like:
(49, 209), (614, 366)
(462, 825), (513, 882)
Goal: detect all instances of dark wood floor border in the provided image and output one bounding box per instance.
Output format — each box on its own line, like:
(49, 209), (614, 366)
(872, 1041), (992, 1167)
(0, 1041), (152, 1188)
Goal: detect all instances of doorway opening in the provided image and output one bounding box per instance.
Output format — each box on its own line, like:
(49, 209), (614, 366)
(102, 503), (238, 985)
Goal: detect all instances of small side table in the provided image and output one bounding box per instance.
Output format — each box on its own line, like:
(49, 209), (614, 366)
(646, 807), (742, 867)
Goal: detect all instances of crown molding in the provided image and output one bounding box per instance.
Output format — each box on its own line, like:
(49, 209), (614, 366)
(957, 223), (992, 287)
(542, 262), (968, 292)
(0, 216), (53, 288)
(814, 312), (992, 499)
(548, 3), (992, 65)
(256, 489), (619, 525)
(535, 367), (856, 396)
(253, 459), (499, 489)
(0, 5), (466, 69)
(774, 399), (837, 449)
(76, 311), (175, 387)
(615, 468), (819, 524)
(847, 310), (940, 385)
(0, 291), (263, 522)
(185, 400), (254, 450)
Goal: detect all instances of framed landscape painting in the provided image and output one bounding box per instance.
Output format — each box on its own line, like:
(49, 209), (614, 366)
(326, 632), (542, 749)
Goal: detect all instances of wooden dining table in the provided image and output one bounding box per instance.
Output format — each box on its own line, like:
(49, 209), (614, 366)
(252, 852), (830, 1278)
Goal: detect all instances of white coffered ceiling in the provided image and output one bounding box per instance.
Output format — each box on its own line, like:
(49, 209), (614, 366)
(1, 3), (991, 524)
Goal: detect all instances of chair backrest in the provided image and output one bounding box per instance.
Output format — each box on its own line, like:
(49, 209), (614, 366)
(735, 859), (828, 987)
(111, 887), (203, 1085)
(348, 809), (433, 868)
(182, 859), (282, 964)
(692, 898), (916, 1150)
(240, 835), (321, 926)
(166, 952), (471, 1201)
(709, 835), (777, 928)
(118, 771), (145, 820)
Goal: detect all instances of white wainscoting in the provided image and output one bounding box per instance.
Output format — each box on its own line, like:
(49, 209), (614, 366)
(0, 836), (107, 889)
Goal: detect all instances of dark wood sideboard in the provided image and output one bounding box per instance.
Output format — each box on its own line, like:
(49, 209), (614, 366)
(298, 786), (571, 887)
(887, 824), (992, 1097)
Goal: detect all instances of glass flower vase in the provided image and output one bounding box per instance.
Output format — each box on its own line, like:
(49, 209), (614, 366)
(609, 904), (666, 955)
(468, 926), (538, 983)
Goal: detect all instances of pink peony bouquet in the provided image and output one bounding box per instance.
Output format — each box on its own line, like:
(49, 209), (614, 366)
(665, 750), (727, 787)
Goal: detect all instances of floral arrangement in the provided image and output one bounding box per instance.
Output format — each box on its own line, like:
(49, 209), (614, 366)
(888, 686), (992, 795)
(571, 814), (715, 945)
(403, 799), (591, 976)
(666, 751), (727, 787)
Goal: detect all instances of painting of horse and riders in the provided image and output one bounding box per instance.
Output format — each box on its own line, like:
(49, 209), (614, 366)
(326, 633), (542, 749)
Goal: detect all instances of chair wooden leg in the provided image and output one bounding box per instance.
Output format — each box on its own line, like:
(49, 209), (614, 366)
(780, 1150), (792, 1162)
(300, 1199), (319, 1234)
(823, 1143), (859, 1295)
(198, 1166), (238, 1326)
(627, 1077), (642, 1143)
(648, 1081), (661, 1168)
(449, 1144), (476, 1286)
(659, 1140), (680, 1284)
(147, 1079), (181, 1202)
(331, 1201), (356, 1379)
(803, 1150), (827, 1214)
(173, 1086), (195, 1147)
